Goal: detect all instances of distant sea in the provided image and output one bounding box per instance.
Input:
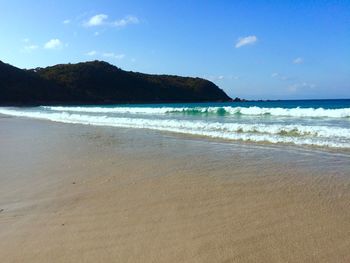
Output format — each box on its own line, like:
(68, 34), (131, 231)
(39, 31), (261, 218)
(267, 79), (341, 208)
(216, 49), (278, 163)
(1, 99), (349, 149)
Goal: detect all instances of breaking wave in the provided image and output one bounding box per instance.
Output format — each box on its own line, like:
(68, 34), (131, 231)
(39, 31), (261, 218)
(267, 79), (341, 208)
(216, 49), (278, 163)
(44, 106), (350, 118)
(1, 108), (349, 149)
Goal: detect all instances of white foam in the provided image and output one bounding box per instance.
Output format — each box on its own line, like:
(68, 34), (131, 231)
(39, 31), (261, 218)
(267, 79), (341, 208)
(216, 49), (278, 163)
(1, 108), (350, 149)
(43, 105), (350, 118)
(228, 106), (350, 118)
(43, 106), (175, 114)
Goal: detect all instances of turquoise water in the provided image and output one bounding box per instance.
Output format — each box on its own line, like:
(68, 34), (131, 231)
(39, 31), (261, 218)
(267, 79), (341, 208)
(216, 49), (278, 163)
(1, 99), (349, 149)
(124, 99), (350, 110)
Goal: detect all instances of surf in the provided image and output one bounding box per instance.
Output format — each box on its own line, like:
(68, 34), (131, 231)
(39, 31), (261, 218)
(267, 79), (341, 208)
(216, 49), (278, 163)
(43, 105), (350, 118)
(1, 107), (350, 149)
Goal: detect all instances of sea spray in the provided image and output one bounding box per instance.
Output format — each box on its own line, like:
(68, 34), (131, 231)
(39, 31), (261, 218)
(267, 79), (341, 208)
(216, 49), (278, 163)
(43, 106), (350, 118)
(1, 101), (350, 149)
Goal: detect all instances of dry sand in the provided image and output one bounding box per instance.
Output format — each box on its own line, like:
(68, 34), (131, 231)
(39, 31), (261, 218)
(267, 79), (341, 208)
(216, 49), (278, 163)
(0, 116), (349, 262)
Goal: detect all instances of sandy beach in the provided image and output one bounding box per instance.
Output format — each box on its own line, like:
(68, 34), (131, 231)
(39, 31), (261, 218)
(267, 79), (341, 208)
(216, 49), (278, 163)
(0, 115), (349, 263)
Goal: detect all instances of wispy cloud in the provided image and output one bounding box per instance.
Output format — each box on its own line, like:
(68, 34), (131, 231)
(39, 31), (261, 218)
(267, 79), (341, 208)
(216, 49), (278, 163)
(113, 15), (139, 27)
(21, 44), (39, 53)
(20, 38), (39, 52)
(44, 39), (63, 49)
(293, 57), (304, 64)
(102, 52), (125, 60)
(24, 45), (39, 51)
(228, 75), (240, 80)
(205, 75), (239, 81)
(86, 50), (97, 56)
(63, 19), (71, 25)
(206, 75), (223, 81)
(84, 14), (139, 28)
(272, 73), (314, 92)
(85, 51), (125, 60)
(84, 14), (108, 27)
(235, 35), (257, 48)
(271, 72), (291, 81)
(288, 82), (316, 92)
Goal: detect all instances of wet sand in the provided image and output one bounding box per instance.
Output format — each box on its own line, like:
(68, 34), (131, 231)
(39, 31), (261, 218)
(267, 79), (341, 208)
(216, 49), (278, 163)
(0, 116), (349, 262)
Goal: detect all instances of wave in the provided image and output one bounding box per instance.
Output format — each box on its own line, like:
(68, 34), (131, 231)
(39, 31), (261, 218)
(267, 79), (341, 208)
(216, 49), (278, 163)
(1, 108), (350, 148)
(44, 106), (350, 118)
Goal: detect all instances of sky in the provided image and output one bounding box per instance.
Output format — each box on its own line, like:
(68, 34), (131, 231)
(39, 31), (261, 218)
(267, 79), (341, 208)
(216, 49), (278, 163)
(1, 0), (349, 99)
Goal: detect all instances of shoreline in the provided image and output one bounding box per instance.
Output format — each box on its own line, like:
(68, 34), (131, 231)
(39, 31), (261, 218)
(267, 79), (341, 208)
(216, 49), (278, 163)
(1, 117), (350, 262)
(1, 113), (350, 155)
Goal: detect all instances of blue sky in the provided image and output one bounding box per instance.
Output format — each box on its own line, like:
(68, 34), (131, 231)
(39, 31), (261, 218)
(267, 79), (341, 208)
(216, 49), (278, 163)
(1, 0), (349, 99)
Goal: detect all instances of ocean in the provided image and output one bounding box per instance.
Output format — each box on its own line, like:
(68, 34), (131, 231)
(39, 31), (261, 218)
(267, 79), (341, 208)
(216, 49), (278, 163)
(0, 99), (349, 149)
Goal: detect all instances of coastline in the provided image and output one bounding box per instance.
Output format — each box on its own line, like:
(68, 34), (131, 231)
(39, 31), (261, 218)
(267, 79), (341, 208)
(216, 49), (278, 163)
(1, 97), (349, 107)
(1, 116), (350, 262)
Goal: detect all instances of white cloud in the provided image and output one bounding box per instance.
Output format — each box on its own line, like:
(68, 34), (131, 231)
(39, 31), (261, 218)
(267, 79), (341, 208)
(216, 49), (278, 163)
(102, 52), (125, 60)
(288, 82), (316, 92)
(85, 14), (108, 27)
(85, 51), (125, 60)
(24, 45), (39, 51)
(205, 75), (239, 81)
(63, 19), (71, 24)
(44, 39), (63, 49)
(114, 54), (125, 59)
(228, 75), (240, 80)
(21, 43), (39, 53)
(113, 15), (139, 27)
(293, 57), (304, 64)
(84, 14), (139, 28)
(205, 75), (224, 81)
(271, 72), (290, 81)
(86, 50), (97, 56)
(235, 35), (257, 48)
(102, 52), (115, 58)
(21, 39), (38, 51)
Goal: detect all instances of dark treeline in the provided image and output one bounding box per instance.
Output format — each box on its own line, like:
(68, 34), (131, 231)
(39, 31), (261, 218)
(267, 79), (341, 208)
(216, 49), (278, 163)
(0, 60), (232, 105)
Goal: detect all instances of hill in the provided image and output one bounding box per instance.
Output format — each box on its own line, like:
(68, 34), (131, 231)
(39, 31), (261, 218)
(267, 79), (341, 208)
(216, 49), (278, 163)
(0, 60), (232, 105)
(0, 61), (67, 105)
